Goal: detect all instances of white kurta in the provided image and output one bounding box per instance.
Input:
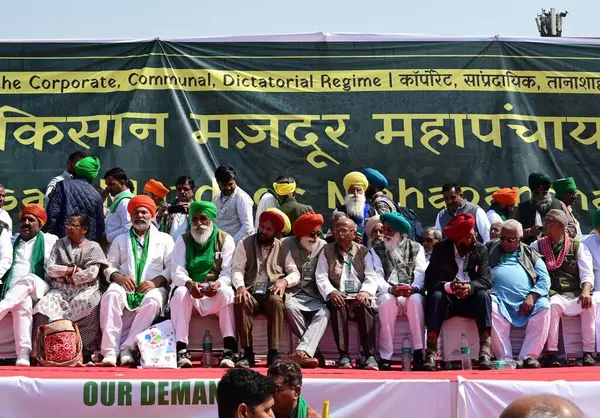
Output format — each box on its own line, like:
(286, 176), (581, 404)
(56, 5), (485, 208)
(213, 187), (254, 244)
(0, 210), (12, 235)
(105, 190), (133, 243)
(254, 192), (279, 233)
(0, 232), (57, 357)
(100, 225), (174, 356)
(170, 232), (236, 344)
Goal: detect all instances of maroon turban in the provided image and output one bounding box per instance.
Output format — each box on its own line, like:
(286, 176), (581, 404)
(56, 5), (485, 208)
(293, 211), (324, 237)
(259, 210), (285, 234)
(444, 213), (476, 242)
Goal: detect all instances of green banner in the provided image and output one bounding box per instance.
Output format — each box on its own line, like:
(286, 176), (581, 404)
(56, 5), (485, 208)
(1, 37), (599, 230)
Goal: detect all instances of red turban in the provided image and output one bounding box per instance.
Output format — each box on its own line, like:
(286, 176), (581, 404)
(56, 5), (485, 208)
(143, 179), (169, 200)
(20, 204), (47, 226)
(444, 213), (475, 242)
(259, 210), (285, 234)
(128, 195), (157, 217)
(492, 188), (518, 205)
(293, 211), (324, 237)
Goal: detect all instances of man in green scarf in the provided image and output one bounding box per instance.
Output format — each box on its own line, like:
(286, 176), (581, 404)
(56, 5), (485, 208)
(102, 167), (134, 247)
(0, 205), (57, 367)
(268, 359), (321, 418)
(553, 177), (582, 237)
(170, 200), (238, 368)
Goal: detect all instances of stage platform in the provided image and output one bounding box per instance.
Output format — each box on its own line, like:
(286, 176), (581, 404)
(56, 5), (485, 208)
(1, 365), (599, 418)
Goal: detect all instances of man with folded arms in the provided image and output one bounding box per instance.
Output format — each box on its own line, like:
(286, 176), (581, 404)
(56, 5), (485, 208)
(315, 217), (379, 370)
(232, 210), (299, 368)
(0, 205), (54, 366)
(170, 201), (238, 368)
(372, 212), (427, 370)
(280, 212), (329, 368)
(101, 196), (174, 367)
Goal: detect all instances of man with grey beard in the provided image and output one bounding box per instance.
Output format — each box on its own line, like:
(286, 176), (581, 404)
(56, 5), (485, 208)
(170, 201), (238, 368)
(101, 196), (175, 367)
(371, 212), (427, 370)
(279, 212), (329, 368)
(335, 171), (376, 245)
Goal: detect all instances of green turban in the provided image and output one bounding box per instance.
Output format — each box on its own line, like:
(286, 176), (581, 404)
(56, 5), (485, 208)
(593, 209), (600, 229)
(189, 201), (217, 221)
(552, 177), (577, 197)
(528, 172), (551, 190)
(380, 212), (411, 235)
(74, 157), (100, 179)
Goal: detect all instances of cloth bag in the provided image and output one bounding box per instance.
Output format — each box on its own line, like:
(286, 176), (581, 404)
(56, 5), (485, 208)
(135, 319), (177, 369)
(33, 319), (83, 367)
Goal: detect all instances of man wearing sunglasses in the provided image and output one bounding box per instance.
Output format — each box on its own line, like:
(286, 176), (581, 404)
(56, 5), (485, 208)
(280, 212), (329, 369)
(531, 210), (596, 367)
(488, 220), (551, 369)
(422, 227), (442, 265)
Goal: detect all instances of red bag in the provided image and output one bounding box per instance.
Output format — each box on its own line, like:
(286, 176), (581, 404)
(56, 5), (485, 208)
(33, 319), (83, 367)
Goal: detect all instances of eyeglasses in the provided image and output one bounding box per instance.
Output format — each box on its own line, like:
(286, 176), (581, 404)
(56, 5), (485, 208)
(500, 236), (519, 243)
(335, 228), (355, 235)
(308, 231), (320, 238)
(423, 238), (437, 243)
(65, 222), (81, 229)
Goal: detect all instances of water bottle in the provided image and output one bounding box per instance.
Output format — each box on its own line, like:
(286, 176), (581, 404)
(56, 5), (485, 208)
(494, 359), (517, 370)
(401, 333), (412, 371)
(460, 333), (472, 370)
(202, 330), (213, 368)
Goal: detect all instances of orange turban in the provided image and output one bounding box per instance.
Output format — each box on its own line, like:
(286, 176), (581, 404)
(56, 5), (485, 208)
(128, 195), (157, 217)
(293, 211), (324, 237)
(259, 210), (285, 234)
(492, 188), (518, 205)
(444, 213), (475, 242)
(20, 204), (47, 226)
(143, 179), (169, 200)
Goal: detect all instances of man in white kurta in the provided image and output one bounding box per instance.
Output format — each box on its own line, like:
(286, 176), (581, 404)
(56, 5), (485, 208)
(101, 196), (174, 367)
(103, 168), (133, 245)
(213, 165), (254, 244)
(170, 201), (238, 369)
(0, 205), (52, 366)
(581, 210), (600, 352)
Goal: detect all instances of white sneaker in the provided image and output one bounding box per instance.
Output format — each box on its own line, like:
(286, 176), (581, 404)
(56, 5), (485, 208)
(15, 351), (30, 367)
(102, 354), (117, 367)
(120, 349), (134, 366)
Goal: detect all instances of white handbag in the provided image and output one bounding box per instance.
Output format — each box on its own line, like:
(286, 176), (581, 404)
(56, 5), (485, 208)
(135, 319), (177, 369)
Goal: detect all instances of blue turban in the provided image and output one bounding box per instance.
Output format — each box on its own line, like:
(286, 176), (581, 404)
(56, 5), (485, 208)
(363, 168), (388, 189)
(380, 212), (411, 234)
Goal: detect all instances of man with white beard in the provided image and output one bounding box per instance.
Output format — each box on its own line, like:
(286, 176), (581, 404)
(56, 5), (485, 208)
(170, 201), (238, 368)
(335, 171), (377, 245)
(371, 212), (427, 370)
(279, 212), (329, 368)
(101, 196), (174, 367)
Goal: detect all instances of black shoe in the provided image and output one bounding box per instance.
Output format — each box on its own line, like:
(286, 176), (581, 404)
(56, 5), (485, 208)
(379, 359), (392, 371)
(542, 354), (562, 368)
(479, 354), (493, 370)
(315, 349), (326, 368)
(422, 354), (437, 371)
(412, 350), (424, 370)
(177, 349), (192, 368)
(235, 351), (256, 368)
(523, 357), (541, 369)
(266, 351), (280, 367)
(582, 353), (596, 367)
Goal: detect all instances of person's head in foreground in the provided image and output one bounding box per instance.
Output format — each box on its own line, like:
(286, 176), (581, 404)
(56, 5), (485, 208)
(500, 394), (584, 418)
(267, 359), (321, 418)
(217, 368), (276, 418)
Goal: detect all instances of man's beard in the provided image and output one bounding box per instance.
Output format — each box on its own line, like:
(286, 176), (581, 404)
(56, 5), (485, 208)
(132, 219), (151, 234)
(191, 223), (214, 245)
(368, 237), (383, 249)
(300, 236), (318, 253)
(384, 233), (404, 265)
(257, 233), (275, 246)
(457, 241), (476, 257)
(534, 193), (553, 216)
(344, 193), (366, 219)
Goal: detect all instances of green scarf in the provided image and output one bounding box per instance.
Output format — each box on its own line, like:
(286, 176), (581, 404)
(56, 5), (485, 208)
(1, 232), (45, 299)
(109, 191), (134, 213)
(185, 226), (219, 283)
(295, 395), (308, 418)
(489, 202), (507, 221)
(127, 228), (150, 310)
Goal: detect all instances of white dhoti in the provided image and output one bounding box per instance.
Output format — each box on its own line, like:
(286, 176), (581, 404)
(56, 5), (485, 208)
(170, 285), (236, 344)
(0, 274), (49, 357)
(377, 292), (425, 360)
(100, 283), (167, 357)
(491, 301), (550, 360)
(547, 294), (596, 353)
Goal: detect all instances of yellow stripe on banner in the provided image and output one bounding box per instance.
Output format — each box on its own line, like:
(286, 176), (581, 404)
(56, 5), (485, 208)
(1, 68), (600, 94)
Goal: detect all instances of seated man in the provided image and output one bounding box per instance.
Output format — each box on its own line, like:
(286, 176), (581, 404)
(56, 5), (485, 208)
(424, 213), (493, 371)
(232, 210), (299, 368)
(101, 196), (174, 367)
(372, 212), (427, 370)
(335, 171), (376, 244)
(488, 220), (550, 369)
(268, 359), (322, 418)
(488, 213), (503, 240)
(422, 227), (442, 265)
(170, 201), (238, 368)
(531, 210), (596, 367)
(365, 215), (383, 249)
(217, 368), (277, 418)
(315, 217), (379, 370)
(0, 205), (54, 366)
(280, 212), (329, 368)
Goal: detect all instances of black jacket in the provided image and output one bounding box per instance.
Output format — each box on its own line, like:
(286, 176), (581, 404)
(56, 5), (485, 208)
(425, 239), (491, 295)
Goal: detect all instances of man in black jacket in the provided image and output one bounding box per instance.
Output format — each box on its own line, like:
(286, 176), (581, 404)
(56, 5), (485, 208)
(424, 213), (493, 371)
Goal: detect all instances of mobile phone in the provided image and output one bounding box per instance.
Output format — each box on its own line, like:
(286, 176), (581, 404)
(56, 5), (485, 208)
(167, 205), (187, 214)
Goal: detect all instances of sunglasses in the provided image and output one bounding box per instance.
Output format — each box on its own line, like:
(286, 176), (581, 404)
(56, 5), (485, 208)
(500, 236), (519, 243)
(308, 231), (320, 238)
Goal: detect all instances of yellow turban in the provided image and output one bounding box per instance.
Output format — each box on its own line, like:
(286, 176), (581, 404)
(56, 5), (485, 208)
(273, 182), (296, 196)
(343, 171), (369, 192)
(266, 208), (291, 235)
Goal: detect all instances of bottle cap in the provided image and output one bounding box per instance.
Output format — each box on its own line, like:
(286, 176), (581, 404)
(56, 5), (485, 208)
(205, 329), (210, 334)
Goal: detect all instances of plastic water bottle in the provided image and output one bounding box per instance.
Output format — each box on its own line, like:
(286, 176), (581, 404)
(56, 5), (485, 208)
(401, 333), (412, 371)
(460, 333), (472, 370)
(202, 330), (213, 368)
(494, 359), (517, 370)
